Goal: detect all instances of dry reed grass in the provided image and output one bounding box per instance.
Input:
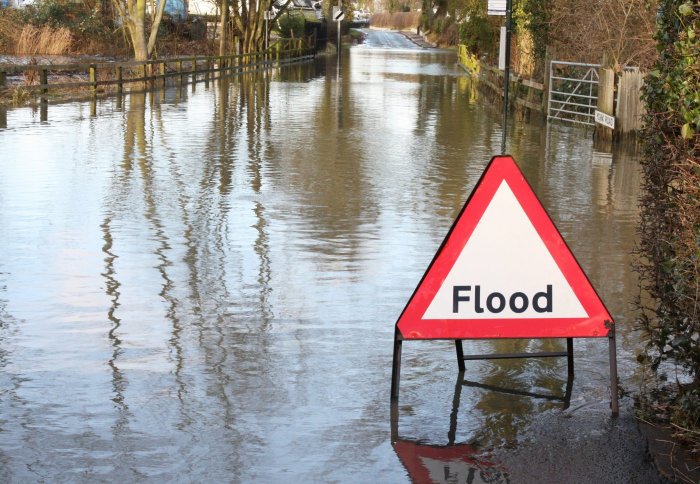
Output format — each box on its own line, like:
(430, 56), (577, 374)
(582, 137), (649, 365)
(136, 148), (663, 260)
(369, 12), (420, 30)
(16, 25), (72, 56)
(0, 12), (21, 50)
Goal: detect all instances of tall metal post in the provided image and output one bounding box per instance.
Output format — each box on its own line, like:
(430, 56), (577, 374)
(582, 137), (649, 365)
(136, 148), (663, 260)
(337, 20), (341, 56)
(608, 323), (619, 417)
(501, 0), (513, 154)
(337, 0), (342, 58)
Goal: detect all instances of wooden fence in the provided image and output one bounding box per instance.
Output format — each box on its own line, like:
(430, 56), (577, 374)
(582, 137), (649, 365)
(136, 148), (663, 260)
(594, 66), (646, 142)
(458, 45), (646, 136)
(616, 68), (645, 135)
(0, 38), (315, 98)
(458, 46), (545, 117)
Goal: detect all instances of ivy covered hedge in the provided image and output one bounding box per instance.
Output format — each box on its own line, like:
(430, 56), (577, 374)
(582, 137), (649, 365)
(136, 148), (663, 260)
(638, 0), (700, 430)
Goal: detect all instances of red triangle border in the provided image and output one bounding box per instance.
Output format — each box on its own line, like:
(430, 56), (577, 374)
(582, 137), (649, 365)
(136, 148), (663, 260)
(395, 156), (613, 340)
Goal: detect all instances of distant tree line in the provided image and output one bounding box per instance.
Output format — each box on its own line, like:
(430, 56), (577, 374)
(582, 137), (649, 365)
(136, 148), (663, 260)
(404, 0), (657, 76)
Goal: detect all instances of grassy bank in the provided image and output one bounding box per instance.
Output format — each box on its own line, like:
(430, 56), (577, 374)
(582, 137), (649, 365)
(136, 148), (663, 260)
(0, 3), (212, 59)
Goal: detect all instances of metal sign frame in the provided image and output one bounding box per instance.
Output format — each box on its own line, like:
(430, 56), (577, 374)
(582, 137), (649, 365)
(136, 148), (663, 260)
(390, 156), (619, 416)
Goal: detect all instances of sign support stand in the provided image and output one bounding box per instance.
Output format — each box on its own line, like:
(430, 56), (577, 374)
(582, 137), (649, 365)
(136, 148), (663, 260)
(392, 334), (618, 416)
(454, 339), (573, 366)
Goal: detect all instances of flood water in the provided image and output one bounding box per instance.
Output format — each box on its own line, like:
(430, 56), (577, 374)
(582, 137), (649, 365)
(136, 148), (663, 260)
(1, 32), (645, 482)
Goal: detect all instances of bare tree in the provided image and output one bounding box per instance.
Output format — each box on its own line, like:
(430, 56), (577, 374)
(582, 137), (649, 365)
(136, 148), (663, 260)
(222, 0), (292, 54)
(549, 0), (656, 70)
(112, 0), (168, 60)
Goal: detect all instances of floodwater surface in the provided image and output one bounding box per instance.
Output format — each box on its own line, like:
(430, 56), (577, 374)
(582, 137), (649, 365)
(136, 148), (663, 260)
(0, 31), (654, 482)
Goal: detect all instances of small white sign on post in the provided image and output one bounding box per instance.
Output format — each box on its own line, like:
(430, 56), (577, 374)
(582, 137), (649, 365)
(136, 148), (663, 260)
(332, 6), (345, 21)
(594, 110), (616, 129)
(498, 26), (506, 70)
(264, 11), (273, 20)
(488, 0), (506, 15)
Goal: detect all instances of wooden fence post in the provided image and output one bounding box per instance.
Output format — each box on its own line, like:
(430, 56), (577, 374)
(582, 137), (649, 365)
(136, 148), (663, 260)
(160, 61), (166, 86)
(89, 65), (97, 95)
(542, 48), (551, 113)
(40, 68), (48, 96)
(617, 69), (644, 136)
(594, 67), (615, 144)
(117, 65), (123, 94)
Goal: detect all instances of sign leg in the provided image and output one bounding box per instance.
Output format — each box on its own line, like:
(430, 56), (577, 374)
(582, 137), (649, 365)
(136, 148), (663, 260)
(390, 400), (399, 443)
(455, 339), (466, 372)
(609, 325), (619, 417)
(448, 371), (465, 444)
(566, 337), (574, 377)
(391, 329), (403, 402)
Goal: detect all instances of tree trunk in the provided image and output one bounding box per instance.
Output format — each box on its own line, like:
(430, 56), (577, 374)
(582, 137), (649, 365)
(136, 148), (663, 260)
(147, 0), (167, 57)
(130, 0), (149, 61)
(112, 0), (168, 61)
(220, 0), (230, 56)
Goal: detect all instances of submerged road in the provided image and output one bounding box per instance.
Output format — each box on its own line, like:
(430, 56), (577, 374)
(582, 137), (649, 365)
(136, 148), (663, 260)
(0, 32), (671, 483)
(358, 28), (426, 50)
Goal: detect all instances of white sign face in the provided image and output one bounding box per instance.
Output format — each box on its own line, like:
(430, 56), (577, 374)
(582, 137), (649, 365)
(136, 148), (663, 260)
(488, 0), (506, 15)
(498, 26), (506, 70)
(332, 6), (345, 21)
(264, 11), (273, 20)
(594, 110), (615, 129)
(422, 180), (588, 320)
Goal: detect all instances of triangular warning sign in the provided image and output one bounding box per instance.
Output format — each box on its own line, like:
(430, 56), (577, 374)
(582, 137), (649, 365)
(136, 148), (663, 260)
(396, 156), (612, 340)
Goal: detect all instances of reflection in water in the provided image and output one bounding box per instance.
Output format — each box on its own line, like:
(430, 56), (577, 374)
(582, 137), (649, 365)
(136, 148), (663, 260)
(391, 366), (573, 483)
(392, 373), (514, 483)
(0, 43), (645, 481)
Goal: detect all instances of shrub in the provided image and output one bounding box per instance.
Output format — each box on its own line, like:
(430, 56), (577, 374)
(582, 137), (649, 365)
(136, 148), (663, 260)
(277, 12), (306, 38)
(459, 12), (492, 55)
(20, 0), (110, 40)
(369, 12), (420, 30)
(638, 0), (700, 433)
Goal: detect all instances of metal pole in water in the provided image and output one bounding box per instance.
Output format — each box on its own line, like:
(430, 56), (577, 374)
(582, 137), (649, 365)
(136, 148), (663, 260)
(501, 0), (513, 155)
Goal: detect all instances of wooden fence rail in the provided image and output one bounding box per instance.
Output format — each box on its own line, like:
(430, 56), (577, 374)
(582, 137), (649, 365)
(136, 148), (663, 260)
(458, 46), (545, 116)
(0, 38), (314, 97)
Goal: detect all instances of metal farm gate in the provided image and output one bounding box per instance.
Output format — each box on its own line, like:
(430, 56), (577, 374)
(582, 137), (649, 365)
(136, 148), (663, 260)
(547, 61), (601, 126)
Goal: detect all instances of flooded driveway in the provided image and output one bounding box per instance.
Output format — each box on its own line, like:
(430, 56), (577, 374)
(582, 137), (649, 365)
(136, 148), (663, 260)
(0, 32), (664, 482)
